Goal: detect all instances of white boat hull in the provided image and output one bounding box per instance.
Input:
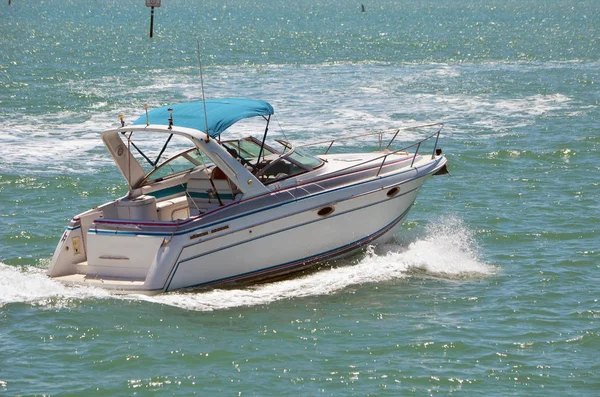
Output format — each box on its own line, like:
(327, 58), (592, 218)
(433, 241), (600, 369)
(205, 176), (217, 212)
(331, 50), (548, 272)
(167, 176), (423, 291)
(47, 102), (448, 294)
(50, 163), (439, 294)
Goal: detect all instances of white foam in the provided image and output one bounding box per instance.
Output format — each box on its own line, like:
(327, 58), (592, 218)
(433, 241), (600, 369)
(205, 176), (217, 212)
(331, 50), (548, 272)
(1, 62), (568, 173)
(0, 216), (492, 311)
(143, 215), (494, 312)
(387, 215), (493, 276)
(2, 62), (576, 173)
(0, 263), (111, 308)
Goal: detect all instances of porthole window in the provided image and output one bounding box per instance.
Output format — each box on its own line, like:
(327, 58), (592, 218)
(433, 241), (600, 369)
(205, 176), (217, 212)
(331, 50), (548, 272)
(317, 206), (335, 217)
(387, 186), (400, 198)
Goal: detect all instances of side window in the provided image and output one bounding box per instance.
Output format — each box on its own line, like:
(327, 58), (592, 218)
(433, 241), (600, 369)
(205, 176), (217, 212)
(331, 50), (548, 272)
(142, 148), (209, 185)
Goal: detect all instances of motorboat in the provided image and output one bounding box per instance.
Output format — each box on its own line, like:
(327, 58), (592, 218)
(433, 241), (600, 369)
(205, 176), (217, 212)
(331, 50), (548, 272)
(48, 98), (448, 294)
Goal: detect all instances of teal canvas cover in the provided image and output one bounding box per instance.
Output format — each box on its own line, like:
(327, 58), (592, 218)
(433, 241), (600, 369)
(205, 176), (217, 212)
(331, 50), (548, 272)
(133, 98), (274, 137)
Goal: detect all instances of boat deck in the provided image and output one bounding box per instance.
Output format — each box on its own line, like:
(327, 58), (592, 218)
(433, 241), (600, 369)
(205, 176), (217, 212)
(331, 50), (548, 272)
(52, 273), (158, 295)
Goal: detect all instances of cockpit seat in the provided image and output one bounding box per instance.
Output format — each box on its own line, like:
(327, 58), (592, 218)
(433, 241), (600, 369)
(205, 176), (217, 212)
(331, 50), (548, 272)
(186, 167), (239, 215)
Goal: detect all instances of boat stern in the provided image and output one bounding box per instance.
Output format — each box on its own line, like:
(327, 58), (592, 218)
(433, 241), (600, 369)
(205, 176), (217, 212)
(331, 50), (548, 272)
(48, 220), (87, 278)
(47, 206), (181, 294)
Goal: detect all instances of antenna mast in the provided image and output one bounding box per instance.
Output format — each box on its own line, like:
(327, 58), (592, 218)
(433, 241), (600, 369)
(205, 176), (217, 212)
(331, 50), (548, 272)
(196, 40), (211, 143)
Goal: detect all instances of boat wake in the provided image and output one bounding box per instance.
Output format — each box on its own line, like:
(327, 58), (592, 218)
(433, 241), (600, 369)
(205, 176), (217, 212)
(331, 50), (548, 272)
(143, 215), (496, 311)
(0, 263), (112, 308)
(0, 216), (494, 311)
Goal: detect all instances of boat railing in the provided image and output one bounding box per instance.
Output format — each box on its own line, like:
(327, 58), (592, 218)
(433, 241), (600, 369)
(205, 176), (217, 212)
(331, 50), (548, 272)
(300, 123), (444, 176)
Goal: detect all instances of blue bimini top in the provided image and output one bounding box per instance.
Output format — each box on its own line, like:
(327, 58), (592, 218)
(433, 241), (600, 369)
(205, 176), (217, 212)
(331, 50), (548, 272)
(133, 98), (274, 138)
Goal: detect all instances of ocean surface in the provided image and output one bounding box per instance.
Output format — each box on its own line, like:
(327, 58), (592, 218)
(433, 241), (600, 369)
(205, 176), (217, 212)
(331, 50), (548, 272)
(1, 0), (599, 395)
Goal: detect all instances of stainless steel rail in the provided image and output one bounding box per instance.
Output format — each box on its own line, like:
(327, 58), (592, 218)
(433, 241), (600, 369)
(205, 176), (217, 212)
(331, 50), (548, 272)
(300, 123), (444, 177)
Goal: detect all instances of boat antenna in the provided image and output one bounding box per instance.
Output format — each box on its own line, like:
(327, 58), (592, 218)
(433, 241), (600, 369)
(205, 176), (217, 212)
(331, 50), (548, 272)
(196, 39), (211, 143)
(143, 104), (149, 126)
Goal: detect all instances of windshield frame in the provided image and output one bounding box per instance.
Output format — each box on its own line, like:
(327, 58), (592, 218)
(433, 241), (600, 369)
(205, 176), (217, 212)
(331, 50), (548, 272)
(135, 146), (211, 188)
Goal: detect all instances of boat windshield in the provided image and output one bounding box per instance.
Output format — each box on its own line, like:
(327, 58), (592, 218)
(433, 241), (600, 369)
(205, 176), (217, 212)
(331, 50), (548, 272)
(134, 135), (323, 188)
(222, 137), (278, 165)
(222, 137), (323, 183)
(286, 146), (323, 169)
(120, 130), (212, 188)
(142, 147), (210, 183)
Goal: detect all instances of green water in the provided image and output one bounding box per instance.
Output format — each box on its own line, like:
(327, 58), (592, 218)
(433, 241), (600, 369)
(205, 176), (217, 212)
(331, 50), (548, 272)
(1, 0), (599, 395)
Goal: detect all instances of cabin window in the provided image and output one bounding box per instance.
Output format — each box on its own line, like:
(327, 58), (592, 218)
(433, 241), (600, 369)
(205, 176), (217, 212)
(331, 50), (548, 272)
(317, 206), (335, 217)
(222, 137), (324, 185)
(140, 147), (211, 186)
(222, 139), (277, 164)
(288, 147), (323, 169)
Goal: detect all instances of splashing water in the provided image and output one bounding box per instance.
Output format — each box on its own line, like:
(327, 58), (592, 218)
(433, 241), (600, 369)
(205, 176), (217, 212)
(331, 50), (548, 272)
(0, 216), (493, 311)
(389, 215), (491, 277)
(144, 215), (494, 311)
(0, 264), (111, 308)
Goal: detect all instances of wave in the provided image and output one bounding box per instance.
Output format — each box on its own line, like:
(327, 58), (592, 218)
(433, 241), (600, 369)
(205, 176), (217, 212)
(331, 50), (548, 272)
(0, 216), (494, 311)
(0, 263), (111, 308)
(138, 215), (495, 311)
(1, 61), (583, 174)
